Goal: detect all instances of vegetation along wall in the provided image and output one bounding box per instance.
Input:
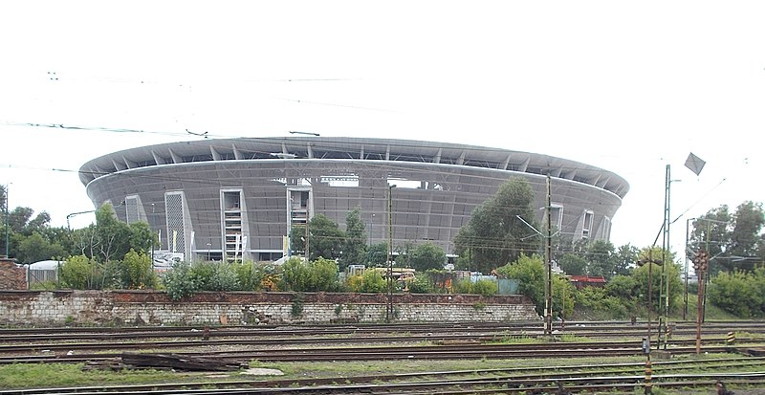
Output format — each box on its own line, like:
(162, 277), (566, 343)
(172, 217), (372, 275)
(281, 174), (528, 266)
(0, 291), (539, 326)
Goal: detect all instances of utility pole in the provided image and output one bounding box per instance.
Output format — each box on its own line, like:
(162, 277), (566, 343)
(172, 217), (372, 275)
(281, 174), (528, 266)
(544, 175), (553, 336)
(660, 164), (671, 349)
(3, 184), (8, 258)
(683, 218), (691, 320)
(386, 185), (395, 323)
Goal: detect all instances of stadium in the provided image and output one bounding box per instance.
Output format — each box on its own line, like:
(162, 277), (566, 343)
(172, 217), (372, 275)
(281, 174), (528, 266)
(78, 137), (629, 264)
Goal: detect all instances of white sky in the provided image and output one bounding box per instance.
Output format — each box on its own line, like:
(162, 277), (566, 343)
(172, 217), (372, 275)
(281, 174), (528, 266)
(1, 1), (763, 258)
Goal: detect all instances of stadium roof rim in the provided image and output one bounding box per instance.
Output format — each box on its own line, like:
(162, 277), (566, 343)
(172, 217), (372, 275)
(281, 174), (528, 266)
(79, 136), (630, 198)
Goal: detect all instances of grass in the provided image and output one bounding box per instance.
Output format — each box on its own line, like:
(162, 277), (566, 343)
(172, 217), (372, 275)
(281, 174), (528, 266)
(0, 363), (197, 389)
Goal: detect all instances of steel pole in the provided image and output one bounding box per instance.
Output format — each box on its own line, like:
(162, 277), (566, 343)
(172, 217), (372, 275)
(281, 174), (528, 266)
(4, 184), (9, 257)
(545, 175), (553, 336)
(386, 185), (394, 323)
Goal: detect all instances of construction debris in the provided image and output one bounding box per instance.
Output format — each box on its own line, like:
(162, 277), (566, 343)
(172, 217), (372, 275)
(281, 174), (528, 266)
(83, 353), (248, 372)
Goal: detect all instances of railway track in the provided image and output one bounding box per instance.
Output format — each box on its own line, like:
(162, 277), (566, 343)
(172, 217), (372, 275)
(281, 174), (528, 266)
(1, 320), (760, 346)
(0, 340), (749, 365)
(3, 320), (765, 393)
(3, 356), (765, 394)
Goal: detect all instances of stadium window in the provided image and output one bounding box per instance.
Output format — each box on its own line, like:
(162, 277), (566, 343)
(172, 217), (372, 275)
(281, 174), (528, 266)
(581, 210), (594, 239)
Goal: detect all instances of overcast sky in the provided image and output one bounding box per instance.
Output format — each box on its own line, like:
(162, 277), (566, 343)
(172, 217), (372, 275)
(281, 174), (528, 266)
(1, 1), (763, 259)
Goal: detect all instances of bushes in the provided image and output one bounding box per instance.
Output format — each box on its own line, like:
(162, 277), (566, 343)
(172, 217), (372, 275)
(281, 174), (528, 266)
(59, 255), (99, 289)
(708, 269), (765, 318)
(163, 261), (277, 300)
(280, 257), (341, 292)
(453, 279), (497, 296)
(58, 251), (157, 290)
(574, 286), (629, 319)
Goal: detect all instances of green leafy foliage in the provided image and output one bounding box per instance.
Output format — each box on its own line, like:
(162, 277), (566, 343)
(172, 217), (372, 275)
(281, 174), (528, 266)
(280, 257), (341, 292)
(346, 269), (387, 293)
(162, 261), (198, 300)
(234, 261), (275, 291)
(408, 275), (434, 293)
(58, 255), (99, 290)
(454, 177), (541, 274)
(366, 242), (389, 266)
(408, 242), (447, 272)
(16, 232), (66, 264)
(552, 275), (576, 319)
(451, 279), (497, 296)
(707, 268), (765, 318)
(120, 249), (157, 289)
(574, 286), (629, 319)
(340, 208), (367, 271)
(495, 254), (545, 313)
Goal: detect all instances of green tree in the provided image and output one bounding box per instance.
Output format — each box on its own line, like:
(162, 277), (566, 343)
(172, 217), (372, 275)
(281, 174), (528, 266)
(290, 214), (346, 261)
(340, 208), (367, 271)
(614, 244), (639, 276)
(729, 201), (765, 269)
(495, 254), (545, 314)
(366, 242), (389, 266)
(586, 240), (618, 279)
(409, 242), (446, 272)
(689, 206), (732, 273)
(558, 253), (587, 276)
(16, 232), (67, 264)
(454, 177), (542, 274)
(93, 204), (132, 263)
(632, 247), (682, 313)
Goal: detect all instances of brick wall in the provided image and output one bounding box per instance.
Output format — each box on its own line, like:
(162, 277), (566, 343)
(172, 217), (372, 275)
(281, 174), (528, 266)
(0, 290), (540, 326)
(0, 259), (27, 290)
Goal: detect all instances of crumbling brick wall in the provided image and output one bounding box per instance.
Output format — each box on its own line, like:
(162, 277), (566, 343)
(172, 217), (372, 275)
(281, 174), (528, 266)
(0, 259), (27, 290)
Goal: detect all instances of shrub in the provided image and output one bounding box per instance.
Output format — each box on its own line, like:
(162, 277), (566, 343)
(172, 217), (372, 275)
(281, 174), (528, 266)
(163, 261), (197, 301)
(472, 279), (498, 296)
(281, 257), (341, 292)
(360, 270), (386, 293)
(120, 249), (157, 289)
(408, 276), (434, 293)
(708, 270), (761, 318)
(58, 255), (99, 289)
(210, 262), (241, 291)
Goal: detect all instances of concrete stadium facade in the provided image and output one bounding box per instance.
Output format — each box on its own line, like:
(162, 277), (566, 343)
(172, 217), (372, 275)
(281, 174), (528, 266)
(79, 137), (629, 263)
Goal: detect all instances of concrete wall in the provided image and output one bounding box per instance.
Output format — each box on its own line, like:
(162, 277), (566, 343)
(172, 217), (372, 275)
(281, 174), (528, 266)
(0, 290), (540, 326)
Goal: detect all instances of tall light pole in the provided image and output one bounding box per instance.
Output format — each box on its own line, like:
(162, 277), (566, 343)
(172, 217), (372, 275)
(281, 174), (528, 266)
(66, 209), (97, 230)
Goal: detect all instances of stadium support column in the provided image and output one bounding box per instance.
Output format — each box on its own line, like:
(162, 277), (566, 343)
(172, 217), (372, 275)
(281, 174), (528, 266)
(544, 175), (553, 336)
